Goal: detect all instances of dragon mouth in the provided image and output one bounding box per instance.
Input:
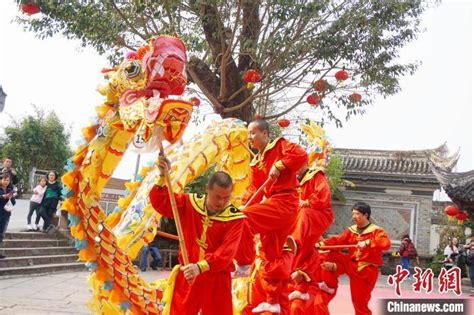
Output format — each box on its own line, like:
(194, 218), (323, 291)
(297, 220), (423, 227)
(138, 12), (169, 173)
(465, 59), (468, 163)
(144, 97), (161, 123)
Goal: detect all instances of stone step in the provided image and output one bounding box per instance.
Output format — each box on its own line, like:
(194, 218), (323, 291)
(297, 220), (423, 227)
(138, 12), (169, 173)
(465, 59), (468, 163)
(0, 254), (78, 268)
(2, 239), (71, 248)
(1, 246), (78, 258)
(0, 262), (85, 277)
(4, 231), (62, 240)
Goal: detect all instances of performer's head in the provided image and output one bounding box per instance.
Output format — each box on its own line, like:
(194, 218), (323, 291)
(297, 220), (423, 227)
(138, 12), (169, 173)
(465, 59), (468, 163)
(248, 119), (270, 152)
(351, 202), (371, 226)
(205, 171), (233, 212)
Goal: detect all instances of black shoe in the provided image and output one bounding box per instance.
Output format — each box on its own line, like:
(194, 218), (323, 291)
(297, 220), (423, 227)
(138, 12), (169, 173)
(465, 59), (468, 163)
(140, 268), (146, 272)
(151, 265), (158, 270)
(45, 225), (54, 233)
(0, 255), (6, 259)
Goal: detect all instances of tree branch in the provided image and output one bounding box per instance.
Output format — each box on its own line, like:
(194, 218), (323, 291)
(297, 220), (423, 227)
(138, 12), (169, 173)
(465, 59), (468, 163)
(187, 57), (223, 113)
(108, 0), (147, 41)
(238, 0), (261, 71)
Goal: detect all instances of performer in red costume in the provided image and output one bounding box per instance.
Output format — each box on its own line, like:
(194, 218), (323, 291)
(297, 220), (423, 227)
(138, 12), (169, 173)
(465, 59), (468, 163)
(149, 155), (245, 315)
(240, 119), (307, 313)
(288, 163), (334, 308)
(316, 202), (391, 315)
(310, 249), (344, 315)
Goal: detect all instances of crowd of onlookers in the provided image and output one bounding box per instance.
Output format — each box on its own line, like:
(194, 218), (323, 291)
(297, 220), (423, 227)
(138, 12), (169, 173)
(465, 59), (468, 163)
(399, 234), (474, 292)
(0, 157), (63, 259)
(442, 236), (474, 290)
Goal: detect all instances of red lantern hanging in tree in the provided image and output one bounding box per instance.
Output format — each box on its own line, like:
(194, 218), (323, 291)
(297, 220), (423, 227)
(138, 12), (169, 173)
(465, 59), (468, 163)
(307, 94), (321, 106)
(314, 79), (328, 93)
(190, 97), (201, 106)
(456, 210), (468, 225)
(20, 2), (40, 15)
(243, 70), (262, 83)
(335, 69), (349, 81)
(444, 205), (459, 222)
(277, 118), (290, 128)
(348, 92), (362, 103)
(255, 114), (264, 120)
(444, 205), (459, 217)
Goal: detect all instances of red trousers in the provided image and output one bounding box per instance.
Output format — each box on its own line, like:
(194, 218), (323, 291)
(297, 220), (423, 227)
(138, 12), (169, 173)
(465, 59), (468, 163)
(170, 270), (233, 315)
(245, 252), (294, 315)
(321, 252), (379, 315)
(240, 192), (298, 306)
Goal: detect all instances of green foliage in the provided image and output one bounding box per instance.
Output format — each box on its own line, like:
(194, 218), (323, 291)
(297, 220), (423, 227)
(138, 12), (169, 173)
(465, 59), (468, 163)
(15, 0), (433, 124)
(0, 106), (73, 189)
(325, 152), (345, 201)
(184, 165), (215, 195)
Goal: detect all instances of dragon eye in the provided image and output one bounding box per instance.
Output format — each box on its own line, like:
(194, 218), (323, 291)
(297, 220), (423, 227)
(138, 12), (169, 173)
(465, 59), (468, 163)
(124, 61), (141, 79)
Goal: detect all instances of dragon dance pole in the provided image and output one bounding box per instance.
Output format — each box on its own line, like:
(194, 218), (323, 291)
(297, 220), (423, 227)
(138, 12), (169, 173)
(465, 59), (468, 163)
(156, 230), (179, 241)
(319, 244), (357, 250)
(157, 128), (190, 265)
(243, 176), (274, 208)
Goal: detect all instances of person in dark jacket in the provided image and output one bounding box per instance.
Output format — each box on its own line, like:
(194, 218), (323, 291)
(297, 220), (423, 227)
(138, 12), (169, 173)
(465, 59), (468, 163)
(0, 173), (16, 258)
(38, 171), (62, 233)
(1, 158), (18, 186)
(398, 235), (418, 278)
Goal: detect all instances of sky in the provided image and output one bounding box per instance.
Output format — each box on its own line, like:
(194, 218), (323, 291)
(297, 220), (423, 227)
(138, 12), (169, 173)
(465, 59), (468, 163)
(0, 0), (472, 180)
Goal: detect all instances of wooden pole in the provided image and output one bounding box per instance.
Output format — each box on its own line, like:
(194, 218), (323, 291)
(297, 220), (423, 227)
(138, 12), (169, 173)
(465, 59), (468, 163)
(156, 230), (179, 241)
(239, 140), (256, 159)
(157, 129), (190, 265)
(319, 244), (357, 250)
(243, 177), (274, 208)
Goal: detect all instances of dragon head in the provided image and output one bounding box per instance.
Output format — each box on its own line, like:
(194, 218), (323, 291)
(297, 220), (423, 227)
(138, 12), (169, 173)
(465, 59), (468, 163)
(97, 36), (193, 146)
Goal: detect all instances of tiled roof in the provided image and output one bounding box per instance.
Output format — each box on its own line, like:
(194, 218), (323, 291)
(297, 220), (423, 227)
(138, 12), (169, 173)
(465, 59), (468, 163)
(334, 143), (458, 185)
(105, 177), (129, 190)
(428, 154), (474, 211)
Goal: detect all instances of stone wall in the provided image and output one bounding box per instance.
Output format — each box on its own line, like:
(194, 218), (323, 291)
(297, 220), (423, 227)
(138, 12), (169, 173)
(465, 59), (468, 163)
(330, 187), (435, 256)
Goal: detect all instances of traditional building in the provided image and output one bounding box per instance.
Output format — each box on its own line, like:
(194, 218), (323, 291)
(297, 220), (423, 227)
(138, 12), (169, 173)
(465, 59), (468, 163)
(427, 155), (474, 220)
(330, 143), (459, 256)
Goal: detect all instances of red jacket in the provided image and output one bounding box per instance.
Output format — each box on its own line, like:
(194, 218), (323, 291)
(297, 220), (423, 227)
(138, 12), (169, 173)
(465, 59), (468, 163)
(149, 185), (244, 273)
(318, 223), (391, 271)
(243, 137), (307, 204)
(299, 168), (332, 213)
(292, 169), (334, 279)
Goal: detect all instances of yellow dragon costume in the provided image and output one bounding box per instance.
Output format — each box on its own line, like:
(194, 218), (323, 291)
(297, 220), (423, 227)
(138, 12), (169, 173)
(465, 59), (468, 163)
(61, 35), (331, 314)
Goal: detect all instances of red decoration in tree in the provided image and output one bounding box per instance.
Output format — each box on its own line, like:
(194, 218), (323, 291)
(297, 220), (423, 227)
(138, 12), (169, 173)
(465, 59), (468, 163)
(456, 210), (468, 224)
(348, 92), (362, 103)
(21, 2), (40, 15)
(277, 118), (290, 128)
(444, 205), (459, 217)
(335, 69), (349, 81)
(307, 94), (321, 106)
(314, 79), (328, 92)
(255, 114), (264, 120)
(190, 97), (201, 106)
(243, 70), (262, 83)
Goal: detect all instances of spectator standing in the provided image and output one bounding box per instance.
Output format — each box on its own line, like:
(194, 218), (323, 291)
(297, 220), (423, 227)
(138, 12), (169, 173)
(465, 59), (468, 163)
(139, 234), (162, 272)
(38, 171), (62, 233)
(443, 237), (459, 270)
(465, 235), (474, 293)
(0, 174), (16, 259)
(1, 158), (18, 186)
(27, 177), (47, 231)
(398, 234), (418, 278)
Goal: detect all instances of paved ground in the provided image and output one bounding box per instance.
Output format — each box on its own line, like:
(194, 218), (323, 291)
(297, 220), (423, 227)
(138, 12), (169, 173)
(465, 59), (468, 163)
(2, 201), (472, 314)
(7, 199), (31, 231)
(0, 270), (472, 314)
